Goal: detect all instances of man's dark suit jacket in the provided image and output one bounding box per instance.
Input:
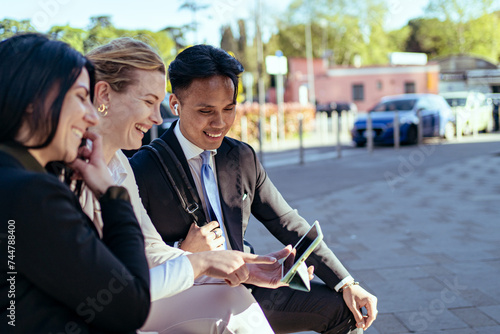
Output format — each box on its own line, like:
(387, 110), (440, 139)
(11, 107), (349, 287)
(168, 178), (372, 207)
(0, 144), (150, 333)
(130, 122), (351, 290)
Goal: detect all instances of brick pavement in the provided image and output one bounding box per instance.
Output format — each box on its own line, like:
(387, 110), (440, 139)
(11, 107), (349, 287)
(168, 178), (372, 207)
(245, 141), (500, 333)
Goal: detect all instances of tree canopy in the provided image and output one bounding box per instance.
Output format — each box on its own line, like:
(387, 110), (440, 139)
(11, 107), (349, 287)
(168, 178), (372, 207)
(1, 16), (180, 65)
(259, 0), (500, 66)
(1, 0), (499, 71)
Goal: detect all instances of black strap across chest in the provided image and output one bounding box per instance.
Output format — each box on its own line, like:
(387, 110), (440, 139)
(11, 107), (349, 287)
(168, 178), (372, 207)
(140, 138), (207, 226)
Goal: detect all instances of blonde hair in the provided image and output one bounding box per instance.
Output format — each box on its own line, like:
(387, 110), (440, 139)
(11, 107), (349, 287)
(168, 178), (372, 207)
(86, 37), (165, 92)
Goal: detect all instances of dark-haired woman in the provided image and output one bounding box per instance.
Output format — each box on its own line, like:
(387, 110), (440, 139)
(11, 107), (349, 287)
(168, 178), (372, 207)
(0, 33), (150, 333)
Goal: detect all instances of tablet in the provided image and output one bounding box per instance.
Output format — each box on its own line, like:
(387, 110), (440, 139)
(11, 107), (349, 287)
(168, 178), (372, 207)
(280, 221), (323, 286)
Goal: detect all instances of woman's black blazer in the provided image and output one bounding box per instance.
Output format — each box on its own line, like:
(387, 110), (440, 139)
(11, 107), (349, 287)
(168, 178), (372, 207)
(0, 146), (150, 333)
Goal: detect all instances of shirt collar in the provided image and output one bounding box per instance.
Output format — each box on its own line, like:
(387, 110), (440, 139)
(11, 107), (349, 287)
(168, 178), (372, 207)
(0, 143), (47, 173)
(107, 151), (128, 185)
(173, 121), (217, 161)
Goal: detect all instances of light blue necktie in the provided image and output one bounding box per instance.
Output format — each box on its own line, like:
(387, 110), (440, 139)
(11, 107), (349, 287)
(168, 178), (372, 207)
(200, 150), (227, 249)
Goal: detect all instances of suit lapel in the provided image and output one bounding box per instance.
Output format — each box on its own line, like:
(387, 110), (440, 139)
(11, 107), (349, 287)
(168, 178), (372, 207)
(215, 140), (244, 251)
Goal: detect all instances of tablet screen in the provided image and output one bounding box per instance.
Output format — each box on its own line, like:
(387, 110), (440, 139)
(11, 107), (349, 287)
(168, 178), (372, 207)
(283, 223), (319, 274)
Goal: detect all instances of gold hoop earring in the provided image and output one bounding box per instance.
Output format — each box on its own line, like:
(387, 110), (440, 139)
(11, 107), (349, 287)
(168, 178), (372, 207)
(97, 104), (108, 117)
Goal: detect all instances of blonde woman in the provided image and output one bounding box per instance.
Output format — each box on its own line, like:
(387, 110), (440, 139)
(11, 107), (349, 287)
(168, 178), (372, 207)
(83, 38), (293, 333)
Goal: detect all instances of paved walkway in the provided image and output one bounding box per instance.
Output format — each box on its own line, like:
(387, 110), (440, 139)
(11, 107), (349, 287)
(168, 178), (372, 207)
(245, 137), (500, 333)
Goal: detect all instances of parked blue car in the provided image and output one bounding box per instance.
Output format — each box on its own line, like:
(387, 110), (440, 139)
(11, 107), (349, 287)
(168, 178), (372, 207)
(351, 94), (455, 147)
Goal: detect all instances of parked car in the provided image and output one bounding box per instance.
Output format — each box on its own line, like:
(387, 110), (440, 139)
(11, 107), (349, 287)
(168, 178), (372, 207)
(351, 94), (454, 147)
(441, 91), (494, 134)
(316, 101), (357, 117)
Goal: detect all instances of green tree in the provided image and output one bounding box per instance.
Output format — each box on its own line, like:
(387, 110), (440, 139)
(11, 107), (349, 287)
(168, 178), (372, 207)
(425, 0), (497, 22)
(48, 25), (87, 52)
(179, 0), (210, 44)
(161, 24), (192, 51)
(266, 0), (398, 66)
(327, 15), (366, 65)
(404, 8), (500, 62)
(131, 29), (177, 64)
(424, 0), (499, 55)
(462, 11), (500, 63)
(237, 19), (247, 64)
(220, 25), (237, 53)
(0, 19), (35, 40)
(266, 22), (321, 58)
(361, 0), (395, 64)
(405, 18), (452, 57)
(83, 16), (120, 53)
(387, 26), (411, 53)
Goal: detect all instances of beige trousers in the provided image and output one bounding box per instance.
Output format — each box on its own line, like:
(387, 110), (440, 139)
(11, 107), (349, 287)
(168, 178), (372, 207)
(140, 284), (274, 334)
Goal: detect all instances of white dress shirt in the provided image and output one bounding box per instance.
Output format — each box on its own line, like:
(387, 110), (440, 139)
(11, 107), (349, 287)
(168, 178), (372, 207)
(80, 150), (194, 301)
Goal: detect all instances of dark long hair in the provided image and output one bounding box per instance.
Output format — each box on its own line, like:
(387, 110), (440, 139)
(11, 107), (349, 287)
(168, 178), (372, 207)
(168, 44), (244, 102)
(0, 33), (95, 148)
(0, 33), (95, 194)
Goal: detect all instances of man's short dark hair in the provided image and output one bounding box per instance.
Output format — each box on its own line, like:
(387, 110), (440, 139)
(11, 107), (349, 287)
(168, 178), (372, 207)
(168, 45), (244, 102)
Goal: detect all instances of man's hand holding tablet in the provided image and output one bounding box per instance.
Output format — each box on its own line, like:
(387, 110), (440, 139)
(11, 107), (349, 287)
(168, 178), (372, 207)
(280, 221), (323, 291)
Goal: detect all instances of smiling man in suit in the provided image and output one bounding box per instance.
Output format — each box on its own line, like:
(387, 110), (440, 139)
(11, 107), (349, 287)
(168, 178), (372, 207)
(130, 44), (377, 334)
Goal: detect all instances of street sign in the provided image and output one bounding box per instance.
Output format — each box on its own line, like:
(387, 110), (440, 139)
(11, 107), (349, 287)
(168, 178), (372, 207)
(266, 55), (288, 75)
(389, 52), (428, 65)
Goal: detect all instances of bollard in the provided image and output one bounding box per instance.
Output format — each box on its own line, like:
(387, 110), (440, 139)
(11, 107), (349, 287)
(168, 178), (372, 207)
(270, 115), (278, 148)
(366, 112), (373, 153)
(277, 74), (285, 144)
(241, 116), (248, 143)
(472, 109), (479, 137)
(328, 114), (334, 137)
(298, 114), (304, 165)
(332, 112), (339, 140)
(341, 110), (349, 141)
(321, 112), (328, 143)
(456, 111), (463, 141)
(394, 111), (400, 150)
(346, 110), (355, 142)
(417, 109), (423, 145)
(347, 110), (354, 131)
(258, 119), (264, 163)
(336, 111), (342, 158)
(315, 112), (321, 137)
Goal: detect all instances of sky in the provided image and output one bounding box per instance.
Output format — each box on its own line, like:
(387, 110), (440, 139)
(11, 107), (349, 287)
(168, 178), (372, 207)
(1, 0), (430, 46)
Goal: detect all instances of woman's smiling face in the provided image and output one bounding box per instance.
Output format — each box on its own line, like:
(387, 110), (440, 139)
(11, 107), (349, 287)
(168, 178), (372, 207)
(45, 68), (98, 163)
(98, 69), (165, 152)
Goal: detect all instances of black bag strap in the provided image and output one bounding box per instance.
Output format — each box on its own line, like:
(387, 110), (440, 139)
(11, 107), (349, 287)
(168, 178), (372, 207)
(140, 138), (207, 226)
(140, 138), (255, 254)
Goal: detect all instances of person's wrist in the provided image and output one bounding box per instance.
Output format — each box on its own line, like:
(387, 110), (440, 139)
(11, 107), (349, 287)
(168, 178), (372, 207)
(340, 281), (359, 292)
(186, 252), (210, 279)
(335, 275), (355, 292)
(98, 186), (130, 202)
(93, 180), (114, 198)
